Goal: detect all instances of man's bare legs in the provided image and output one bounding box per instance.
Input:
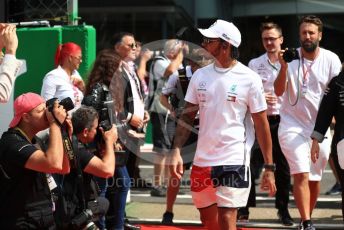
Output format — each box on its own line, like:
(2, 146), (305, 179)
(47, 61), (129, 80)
(309, 180), (320, 214)
(151, 153), (167, 197)
(218, 207), (237, 230)
(293, 173), (311, 220)
(199, 204), (219, 230)
(165, 165), (186, 213)
(153, 154), (166, 187)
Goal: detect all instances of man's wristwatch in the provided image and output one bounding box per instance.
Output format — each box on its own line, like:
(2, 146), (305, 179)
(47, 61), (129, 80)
(263, 163), (276, 172)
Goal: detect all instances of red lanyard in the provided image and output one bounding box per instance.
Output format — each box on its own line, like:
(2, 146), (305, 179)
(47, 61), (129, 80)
(301, 58), (313, 83)
(301, 49), (319, 83)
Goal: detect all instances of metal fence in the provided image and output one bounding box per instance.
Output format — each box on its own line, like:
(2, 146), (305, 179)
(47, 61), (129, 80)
(8, 0), (78, 25)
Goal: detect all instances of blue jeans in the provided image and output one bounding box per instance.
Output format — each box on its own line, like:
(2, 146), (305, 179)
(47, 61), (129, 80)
(106, 166), (131, 230)
(95, 177), (108, 230)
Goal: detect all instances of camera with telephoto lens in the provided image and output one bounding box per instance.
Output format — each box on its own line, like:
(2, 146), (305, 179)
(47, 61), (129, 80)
(82, 83), (128, 132)
(82, 84), (114, 132)
(98, 106), (113, 131)
(283, 48), (300, 63)
(71, 209), (98, 230)
(46, 97), (75, 112)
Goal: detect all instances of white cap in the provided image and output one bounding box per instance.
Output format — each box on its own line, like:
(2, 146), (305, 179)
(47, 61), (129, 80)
(198, 19), (241, 48)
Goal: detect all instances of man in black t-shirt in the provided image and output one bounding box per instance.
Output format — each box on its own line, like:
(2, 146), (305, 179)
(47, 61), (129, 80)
(54, 106), (117, 229)
(0, 92), (69, 229)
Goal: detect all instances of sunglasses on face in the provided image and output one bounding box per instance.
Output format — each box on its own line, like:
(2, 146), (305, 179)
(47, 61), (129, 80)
(262, 36), (281, 42)
(126, 43), (137, 49)
(202, 38), (221, 44)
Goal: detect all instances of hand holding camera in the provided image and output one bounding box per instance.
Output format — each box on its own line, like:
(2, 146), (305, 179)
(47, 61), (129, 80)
(46, 97), (74, 127)
(282, 48), (300, 63)
(45, 99), (67, 126)
(99, 124), (118, 145)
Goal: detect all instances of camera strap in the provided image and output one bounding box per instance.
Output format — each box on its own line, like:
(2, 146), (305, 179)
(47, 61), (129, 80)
(51, 111), (65, 128)
(287, 59), (301, 106)
(71, 135), (88, 210)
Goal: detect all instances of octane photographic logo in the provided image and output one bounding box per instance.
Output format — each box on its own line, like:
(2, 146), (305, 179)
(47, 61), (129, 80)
(109, 39), (214, 166)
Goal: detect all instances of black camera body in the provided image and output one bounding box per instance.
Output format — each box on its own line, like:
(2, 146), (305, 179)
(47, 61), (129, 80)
(46, 97), (75, 112)
(98, 105), (113, 131)
(283, 48), (300, 63)
(71, 209), (97, 230)
(82, 83), (113, 132)
(82, 83), (129, 138)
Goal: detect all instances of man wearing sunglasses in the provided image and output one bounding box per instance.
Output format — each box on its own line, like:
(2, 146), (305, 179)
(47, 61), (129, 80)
(108, 32), (147, 230)
(170, 19), (276, 230)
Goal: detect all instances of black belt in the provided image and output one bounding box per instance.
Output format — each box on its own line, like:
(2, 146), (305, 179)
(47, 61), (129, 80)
(267, 115), (280, 121)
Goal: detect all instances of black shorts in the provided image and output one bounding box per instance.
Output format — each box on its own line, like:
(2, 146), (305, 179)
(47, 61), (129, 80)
(150, 112), (175, 153)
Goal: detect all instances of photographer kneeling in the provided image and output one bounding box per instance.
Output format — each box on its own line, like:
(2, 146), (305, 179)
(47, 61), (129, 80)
(54, 106), (117, 229)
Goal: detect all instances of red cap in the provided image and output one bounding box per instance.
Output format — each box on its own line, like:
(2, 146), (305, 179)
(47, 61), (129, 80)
(9, 92), (45, 128)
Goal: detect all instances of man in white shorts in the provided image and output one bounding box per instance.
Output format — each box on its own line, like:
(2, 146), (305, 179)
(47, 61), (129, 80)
(274, 15), (342, 230)
(170, 19), (276, 230)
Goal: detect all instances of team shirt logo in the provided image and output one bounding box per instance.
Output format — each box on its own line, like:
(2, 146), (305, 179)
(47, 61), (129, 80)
(227, 84), (237, 102)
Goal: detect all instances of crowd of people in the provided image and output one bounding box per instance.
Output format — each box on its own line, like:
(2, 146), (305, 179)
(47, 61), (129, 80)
(0, 14), (344, 230)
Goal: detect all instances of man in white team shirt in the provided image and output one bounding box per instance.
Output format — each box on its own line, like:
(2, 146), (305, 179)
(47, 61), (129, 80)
(238, 22), (293, 226)
(170, 19), (276, 230)
(274, 15), (342, 230)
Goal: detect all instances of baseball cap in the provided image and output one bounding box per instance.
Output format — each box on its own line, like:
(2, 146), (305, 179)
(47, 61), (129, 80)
(198, 19), (241, 48)
(9, 92), (45, 128)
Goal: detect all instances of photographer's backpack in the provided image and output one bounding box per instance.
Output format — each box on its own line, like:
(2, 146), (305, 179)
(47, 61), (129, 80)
(147, 55), (166, 110)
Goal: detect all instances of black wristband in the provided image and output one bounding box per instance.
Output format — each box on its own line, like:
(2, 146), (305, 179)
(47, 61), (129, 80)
(263, 163), (276, 172)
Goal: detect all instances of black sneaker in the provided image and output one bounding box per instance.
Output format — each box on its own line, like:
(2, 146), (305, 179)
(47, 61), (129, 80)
(277, 209), (294, 226)
(325, 182), (342, 195)
(302, 220), (315, 230)
(162, 211), (174, 224)
(298, 220), (304, 230)
(237, 207), (249, 222)
(150, 186), (166, 197)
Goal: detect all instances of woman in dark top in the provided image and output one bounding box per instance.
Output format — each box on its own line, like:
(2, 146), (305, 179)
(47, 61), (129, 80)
(84, 49), (130, 230)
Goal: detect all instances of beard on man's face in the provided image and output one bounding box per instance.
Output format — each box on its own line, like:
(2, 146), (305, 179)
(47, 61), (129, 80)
(301, 40), (318, 53)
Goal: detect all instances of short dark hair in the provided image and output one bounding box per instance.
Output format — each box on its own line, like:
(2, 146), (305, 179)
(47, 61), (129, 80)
(72, 106), (99, 134)
(110, 32), (134, 47)
(298, 15), (323, 32)
(260, 22), (282, 36)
